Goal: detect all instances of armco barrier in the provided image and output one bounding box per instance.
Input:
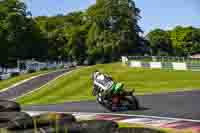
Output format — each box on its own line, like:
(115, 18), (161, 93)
(128, 61), (189, 71)
(187, 63), (200, 71)
(129, 61), (142, 68)
(0, 73), (11, 80)
(150, 62), (162, 69)
(122, 56), (200, 71)
(141, 62), (150, 68)
(172, 63), (187, 71)
(162, 62), (173, 70)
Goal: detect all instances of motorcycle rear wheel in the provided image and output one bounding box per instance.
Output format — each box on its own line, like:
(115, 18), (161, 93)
(125, 96), (139, 110)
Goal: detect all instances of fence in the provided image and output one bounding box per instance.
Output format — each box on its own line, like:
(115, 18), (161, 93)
(127, 56), (200, 63)
(0, 61), (68, 81)
(122, 56), (200, 71)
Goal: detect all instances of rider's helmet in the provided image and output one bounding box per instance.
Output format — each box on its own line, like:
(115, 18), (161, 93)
(92, 70), (101, 80)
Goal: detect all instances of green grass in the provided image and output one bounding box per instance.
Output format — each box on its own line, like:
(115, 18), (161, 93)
(0, 70), (55, 90)
(18, 62), (200, 105)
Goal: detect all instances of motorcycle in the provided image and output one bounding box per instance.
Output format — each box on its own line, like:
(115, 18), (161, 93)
(92, 86), (140, 112)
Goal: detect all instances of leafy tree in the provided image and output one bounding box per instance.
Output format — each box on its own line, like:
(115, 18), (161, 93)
(86, 0), (142, 64)
(147, 29), (173, 56)
(36, 11), (86, 63)
(0, 0), (30, 68)
(170, 26), (200, 56)
(47, 29), (67, 61)
(0, 0), (48, 70)
(65, 27), (86, 64)
(0, 23), (9, 71)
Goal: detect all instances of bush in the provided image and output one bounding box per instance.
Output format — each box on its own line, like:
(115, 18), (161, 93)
(58, 65), (64, 69)
(40, 67), (48, 71)
(11, 72), (20, 77)
(28, 69), (36, 73)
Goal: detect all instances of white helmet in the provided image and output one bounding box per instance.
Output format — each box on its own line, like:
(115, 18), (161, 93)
(92, 71), (101, 80)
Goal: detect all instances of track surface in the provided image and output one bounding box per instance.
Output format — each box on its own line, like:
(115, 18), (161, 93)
(0, 69), (71, 100)
(24, 90), (200, 120)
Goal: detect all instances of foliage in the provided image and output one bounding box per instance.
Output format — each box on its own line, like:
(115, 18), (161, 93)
(0, 0), (47, 70)
(86, 0), (142, 64)
(147, 26), (200, 56)
(1, 0), (200, 68)
(170, 26), (200, 56)
(35, 0), (143, 64)
(147, 29), (173, 56)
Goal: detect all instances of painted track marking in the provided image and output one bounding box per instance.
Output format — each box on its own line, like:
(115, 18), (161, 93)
(11, 69), (75, 101)
(25, 111), (200, 132)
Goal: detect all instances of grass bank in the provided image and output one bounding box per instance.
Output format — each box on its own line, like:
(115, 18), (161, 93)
(17, 62), (200, 105)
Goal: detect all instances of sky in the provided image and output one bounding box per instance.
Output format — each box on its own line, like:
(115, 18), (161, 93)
(24, 0), (200, 34)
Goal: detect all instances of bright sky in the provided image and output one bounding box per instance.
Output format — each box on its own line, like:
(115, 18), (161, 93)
(24, 0), (200, 33)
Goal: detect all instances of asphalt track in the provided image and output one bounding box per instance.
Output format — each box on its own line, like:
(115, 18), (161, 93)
(0, 69), (71, 100)
(23, 90), (200, 120)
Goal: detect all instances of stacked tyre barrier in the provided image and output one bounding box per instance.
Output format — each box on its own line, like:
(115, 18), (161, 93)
(0, 100), (163, 133)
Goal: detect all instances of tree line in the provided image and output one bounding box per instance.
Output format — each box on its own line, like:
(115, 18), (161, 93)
(147, 26), (200, 56)
(35, 0), (145, 65)
(0, 0), (200, 69)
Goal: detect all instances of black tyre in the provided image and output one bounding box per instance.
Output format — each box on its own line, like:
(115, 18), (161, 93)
(5, 126), (69, 133)
(125, 96), (140, 110)
(68, 120), (118, 133)
(4, 113), (76, 133)
(0, 112), (33, 130)
(0, 100), (20, 112)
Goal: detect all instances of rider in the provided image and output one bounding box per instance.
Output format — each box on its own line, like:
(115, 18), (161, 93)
(92, 71), (124, 101)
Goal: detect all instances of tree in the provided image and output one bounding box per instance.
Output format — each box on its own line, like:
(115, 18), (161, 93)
(170, 26), (200, 56)
(36, 12), (87, 63)
(86, 0), (142, 64)
(0, 23), (9, 71)
(64, 16), (89, 64)
(0, 0), (30, 68)
(47, 29), (67, 61)
(147, 29), (173, 56)
(0, 0), (48, 69)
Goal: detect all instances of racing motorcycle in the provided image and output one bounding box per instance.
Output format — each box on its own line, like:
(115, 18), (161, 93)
(92, 78), (139, 112)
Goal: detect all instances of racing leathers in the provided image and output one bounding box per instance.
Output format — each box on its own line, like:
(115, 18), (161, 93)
(92, 71), (123, 102)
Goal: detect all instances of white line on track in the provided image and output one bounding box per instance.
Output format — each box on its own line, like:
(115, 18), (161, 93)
(0, 75), (42, 92)
(24, 111), (200, 123)
(0, 69), (66, 93)
(11, 69), (74, 101)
